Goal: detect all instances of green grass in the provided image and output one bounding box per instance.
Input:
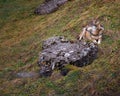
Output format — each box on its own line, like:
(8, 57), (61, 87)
(0, 0), (120, 96)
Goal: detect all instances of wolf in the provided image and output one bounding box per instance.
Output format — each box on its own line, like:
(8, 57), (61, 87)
(79, 20), (104, 44)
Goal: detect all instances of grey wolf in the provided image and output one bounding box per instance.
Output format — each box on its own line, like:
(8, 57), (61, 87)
(79, 20), (104, 44)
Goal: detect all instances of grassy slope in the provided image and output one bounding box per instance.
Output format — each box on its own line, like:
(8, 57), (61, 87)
(0, 0), (120, 95)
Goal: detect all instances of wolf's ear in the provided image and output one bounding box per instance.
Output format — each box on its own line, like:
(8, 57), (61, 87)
(95, 20), (100, 25)
(92, 20), (96, 24)
(98, 24), (101, 28)
(92, 19), (100, 25)
(98, 24), (104, 30)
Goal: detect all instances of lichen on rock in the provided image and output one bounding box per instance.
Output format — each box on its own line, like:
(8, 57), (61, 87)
(38, 36), (98, 76)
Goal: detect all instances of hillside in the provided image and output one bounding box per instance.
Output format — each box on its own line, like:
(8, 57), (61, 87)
(0, 0), (120, 96)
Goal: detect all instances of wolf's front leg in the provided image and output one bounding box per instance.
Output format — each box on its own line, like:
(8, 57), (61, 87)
(79, 28), (86, 40)
(97, 36), (102, 44)
(98, 39), (101, 44)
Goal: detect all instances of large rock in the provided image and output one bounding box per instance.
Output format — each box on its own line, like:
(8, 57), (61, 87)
(38, 36), (98, 76)
(34, 0), (68, 15)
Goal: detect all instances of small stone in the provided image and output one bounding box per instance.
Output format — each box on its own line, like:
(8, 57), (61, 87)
(60, 68), (70, 76)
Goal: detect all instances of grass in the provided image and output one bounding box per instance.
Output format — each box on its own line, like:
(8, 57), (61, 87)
(0, 0), (120, 96)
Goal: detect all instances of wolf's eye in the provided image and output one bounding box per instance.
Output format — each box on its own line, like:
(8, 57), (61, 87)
(96, 39), (98, 42)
